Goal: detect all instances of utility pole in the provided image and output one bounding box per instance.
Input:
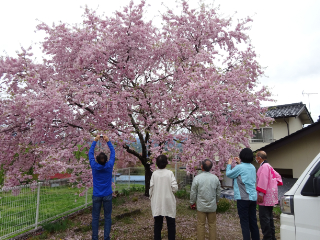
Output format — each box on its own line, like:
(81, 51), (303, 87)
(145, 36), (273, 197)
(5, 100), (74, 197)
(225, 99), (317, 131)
(302, 91), (318, 112)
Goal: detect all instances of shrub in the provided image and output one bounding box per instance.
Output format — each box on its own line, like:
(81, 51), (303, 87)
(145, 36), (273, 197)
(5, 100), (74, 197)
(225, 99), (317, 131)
(0, 164), (4, 186)
(42, 219), (71, 233)
(130, 185), (145, 192)
(112, 197), (126, 206)
(121, 188), (130, 196)
(273, 205), (281, 218)
(175, 189), (189, 199)
(129, 168), (145, 175)
(216, 198), (231, 213)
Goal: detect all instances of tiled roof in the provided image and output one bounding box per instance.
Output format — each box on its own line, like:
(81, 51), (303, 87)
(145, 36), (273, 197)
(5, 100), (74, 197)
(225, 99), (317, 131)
(266, 102), (306, 118)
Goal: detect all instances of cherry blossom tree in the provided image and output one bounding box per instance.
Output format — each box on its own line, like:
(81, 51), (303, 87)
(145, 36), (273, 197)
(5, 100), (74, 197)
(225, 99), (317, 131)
(0, 1), (272, 196)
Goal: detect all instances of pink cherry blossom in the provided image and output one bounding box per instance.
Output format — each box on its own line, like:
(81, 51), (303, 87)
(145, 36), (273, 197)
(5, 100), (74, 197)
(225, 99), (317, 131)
(0, 1), (273, 196)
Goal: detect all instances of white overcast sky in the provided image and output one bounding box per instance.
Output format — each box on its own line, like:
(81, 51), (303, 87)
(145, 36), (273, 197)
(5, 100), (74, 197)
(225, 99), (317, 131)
(1, 0), (320, 122)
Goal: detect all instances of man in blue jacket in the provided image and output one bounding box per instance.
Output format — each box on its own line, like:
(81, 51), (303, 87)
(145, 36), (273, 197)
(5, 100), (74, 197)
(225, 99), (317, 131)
(89, 135), (115, 240)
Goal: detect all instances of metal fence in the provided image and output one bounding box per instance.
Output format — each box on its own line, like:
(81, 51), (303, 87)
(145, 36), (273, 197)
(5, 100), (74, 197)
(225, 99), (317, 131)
(0, 164), (192, 239)
(0, 179), (93, 240)
(113, 163), (194, 191)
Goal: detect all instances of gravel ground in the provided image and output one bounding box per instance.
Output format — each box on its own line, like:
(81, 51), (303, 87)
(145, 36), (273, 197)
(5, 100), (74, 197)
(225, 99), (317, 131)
(29, 193), (280, 240)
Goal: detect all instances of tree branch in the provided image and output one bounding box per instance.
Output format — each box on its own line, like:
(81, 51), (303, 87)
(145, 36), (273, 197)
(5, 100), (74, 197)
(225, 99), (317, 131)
(123, 144), (143, 161)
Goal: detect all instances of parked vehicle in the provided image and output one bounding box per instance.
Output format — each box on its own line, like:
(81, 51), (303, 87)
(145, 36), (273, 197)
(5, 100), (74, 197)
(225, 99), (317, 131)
(280, 152), (320, 239)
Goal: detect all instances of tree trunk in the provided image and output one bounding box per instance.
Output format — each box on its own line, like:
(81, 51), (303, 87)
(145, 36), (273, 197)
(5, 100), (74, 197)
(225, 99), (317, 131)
(144, 164), (152, 197)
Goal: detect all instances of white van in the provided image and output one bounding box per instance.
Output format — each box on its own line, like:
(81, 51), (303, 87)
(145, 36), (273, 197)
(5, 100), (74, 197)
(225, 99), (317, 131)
(280, 152), (320, 240)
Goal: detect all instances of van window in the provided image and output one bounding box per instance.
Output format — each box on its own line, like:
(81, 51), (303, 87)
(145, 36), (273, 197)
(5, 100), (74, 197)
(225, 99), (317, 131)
(301, 161), (320, 196)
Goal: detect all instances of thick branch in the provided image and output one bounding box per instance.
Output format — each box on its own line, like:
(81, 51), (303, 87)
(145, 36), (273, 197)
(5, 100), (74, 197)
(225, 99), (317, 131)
(123, 144), (143, 161)
(67, 123), (84, 129)
(73, 102), (95, 115)
(128, 113), (147, 158)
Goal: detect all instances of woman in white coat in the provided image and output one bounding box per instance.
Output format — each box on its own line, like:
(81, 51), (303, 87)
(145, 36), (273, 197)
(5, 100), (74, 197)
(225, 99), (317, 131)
(149, 155), (178, 240)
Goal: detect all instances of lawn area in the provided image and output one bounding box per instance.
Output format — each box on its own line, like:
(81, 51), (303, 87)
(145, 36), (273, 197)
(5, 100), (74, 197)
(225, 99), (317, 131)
(0, 182), (142, 239)
(114, 183), (144, 193)
(0, 183), (93, 239)
(26, 189), (280, 240)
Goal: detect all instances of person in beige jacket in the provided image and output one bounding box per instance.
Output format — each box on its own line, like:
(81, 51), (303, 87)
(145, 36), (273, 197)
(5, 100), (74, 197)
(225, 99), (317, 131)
(149, 155), (178, 240)
(190, 159), (221, 240)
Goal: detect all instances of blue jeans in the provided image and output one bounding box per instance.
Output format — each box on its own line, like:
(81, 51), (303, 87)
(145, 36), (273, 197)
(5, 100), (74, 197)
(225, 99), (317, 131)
(92, 194), (112, 240)
(237, 200), (260, 240)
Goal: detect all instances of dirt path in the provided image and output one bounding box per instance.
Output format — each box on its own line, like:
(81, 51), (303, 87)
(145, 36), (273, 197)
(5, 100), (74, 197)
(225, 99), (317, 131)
(30, 193), (280, 239)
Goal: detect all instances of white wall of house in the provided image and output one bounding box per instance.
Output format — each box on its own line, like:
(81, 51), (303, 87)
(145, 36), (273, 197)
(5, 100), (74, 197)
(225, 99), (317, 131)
(272, 119), (289, 139)
(250, 143), (265, 152)
(258, 129), (320, 178)
(288, 116), (304, 134)
(250, 117), (305, 152)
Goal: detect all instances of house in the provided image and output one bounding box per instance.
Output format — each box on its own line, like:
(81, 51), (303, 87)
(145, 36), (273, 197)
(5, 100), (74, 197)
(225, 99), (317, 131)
(48, 173), (71, 187)
(249, 102), (316, 196)
(253, 118), (320, 199)
(49, 173), (71, 180)
(250, 102), (314, 151)
(222, 102), (315, 196)
(255, 119), (320, 179)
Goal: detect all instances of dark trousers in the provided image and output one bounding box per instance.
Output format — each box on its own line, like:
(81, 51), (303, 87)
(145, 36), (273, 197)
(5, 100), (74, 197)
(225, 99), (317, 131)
(237, 200), (260, 240)
(92, 194), (112, 240)
(154, 215), (175, 240)
(259, 205), (276, 240)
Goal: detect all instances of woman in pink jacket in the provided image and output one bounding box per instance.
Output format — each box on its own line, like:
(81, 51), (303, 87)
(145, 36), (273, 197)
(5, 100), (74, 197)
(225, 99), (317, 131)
(256, 151), (282, 240)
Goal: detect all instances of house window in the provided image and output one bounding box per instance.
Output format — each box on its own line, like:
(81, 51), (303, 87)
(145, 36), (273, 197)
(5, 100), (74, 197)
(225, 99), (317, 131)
(252, 128), (273, 143)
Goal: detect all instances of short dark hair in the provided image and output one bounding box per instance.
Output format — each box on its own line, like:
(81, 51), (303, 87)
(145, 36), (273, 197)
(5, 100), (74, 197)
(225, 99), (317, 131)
(256, 151), (267, 160)
(202, 159), (213, 172)
(239, 148), (253, 163)
(96, 152), (108, 165)
(156, 155), (168, 169)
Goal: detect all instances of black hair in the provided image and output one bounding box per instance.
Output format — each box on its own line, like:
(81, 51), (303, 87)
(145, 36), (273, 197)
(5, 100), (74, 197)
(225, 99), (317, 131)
(202, 159), (213, 172)
(96, 152), (108, 165)
(239, 148), (253, 163)
(156, 155), (168, 169)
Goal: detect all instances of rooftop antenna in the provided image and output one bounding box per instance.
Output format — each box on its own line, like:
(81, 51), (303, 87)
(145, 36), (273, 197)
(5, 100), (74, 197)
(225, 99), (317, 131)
(302, 90), (318, 112)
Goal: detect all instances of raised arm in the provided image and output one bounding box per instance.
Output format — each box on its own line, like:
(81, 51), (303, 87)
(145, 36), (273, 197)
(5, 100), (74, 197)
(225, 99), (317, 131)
(226, 164), (242, 179)
(89, 135), (115, 170)
(105, 139), (115, 169)
(88, 137), (99, 166)
(226, 158), (241, 179)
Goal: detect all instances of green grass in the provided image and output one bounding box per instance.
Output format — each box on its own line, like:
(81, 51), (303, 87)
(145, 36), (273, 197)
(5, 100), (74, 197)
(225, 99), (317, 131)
(119, 216), (135, 224)
(112, 197), (126, 207)
(0, 184), (93, 239)
(28, 218), (79, 240)
(114, 183), (145, 194)
(0, 178), (143, 239)
(273, 206), (281, 217)
(175, 189), (189, 199)
(42, 218), (72, 233)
